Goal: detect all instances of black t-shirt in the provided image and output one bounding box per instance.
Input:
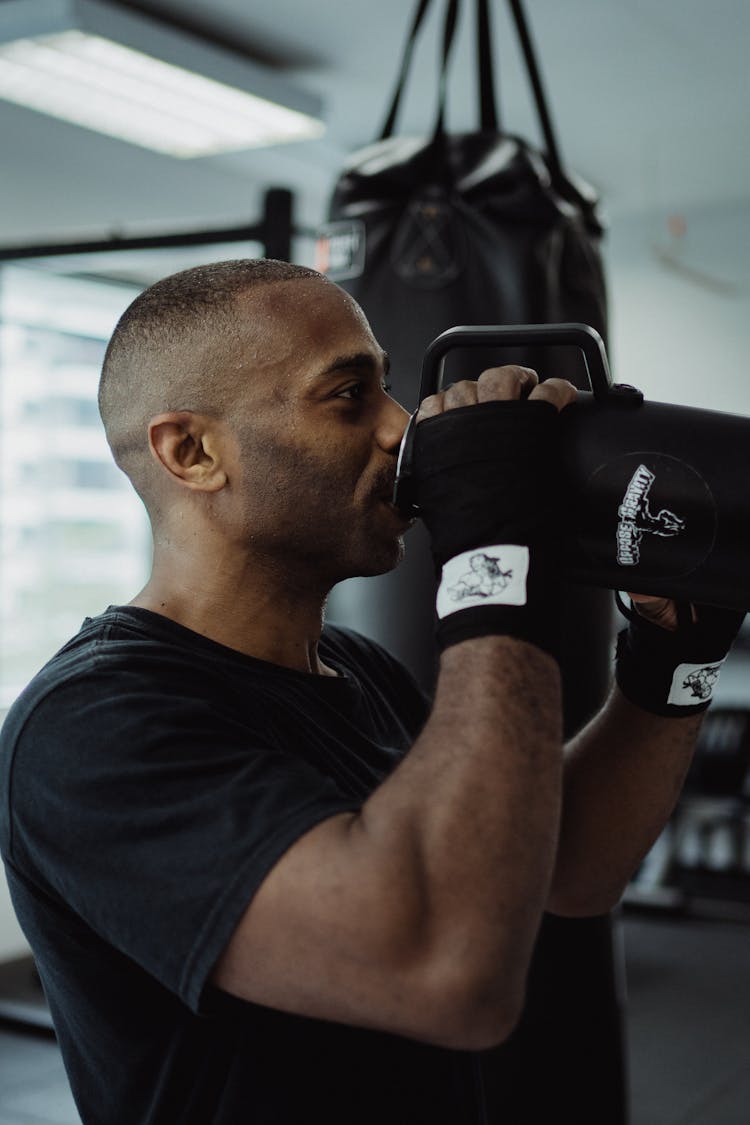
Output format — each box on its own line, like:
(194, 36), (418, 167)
(0, 607), (486, 1124)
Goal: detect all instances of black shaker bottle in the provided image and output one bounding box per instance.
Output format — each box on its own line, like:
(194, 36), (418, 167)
(394, 323), (750, 611)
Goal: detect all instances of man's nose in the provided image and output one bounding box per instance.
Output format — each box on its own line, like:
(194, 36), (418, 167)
(375, 394), (411, 455)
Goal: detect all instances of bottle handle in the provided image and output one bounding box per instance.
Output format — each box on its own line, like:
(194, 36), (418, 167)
(394, 322), (643, 515)
(418, 322), (616, 400)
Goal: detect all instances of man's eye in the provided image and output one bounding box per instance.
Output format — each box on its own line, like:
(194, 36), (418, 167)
(335, 380), (392, 400)
(336, 382), (365, 400)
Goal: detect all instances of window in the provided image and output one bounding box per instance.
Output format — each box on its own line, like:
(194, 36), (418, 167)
(0, 266), (149, 712)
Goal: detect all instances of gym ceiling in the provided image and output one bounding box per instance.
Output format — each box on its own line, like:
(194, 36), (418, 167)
(0, 0), (747, 251)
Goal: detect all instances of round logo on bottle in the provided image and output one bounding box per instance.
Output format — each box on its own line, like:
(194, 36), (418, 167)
(577, 452), (717, 578)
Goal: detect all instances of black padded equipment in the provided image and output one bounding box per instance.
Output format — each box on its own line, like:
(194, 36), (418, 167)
(399, 321), (750, 613)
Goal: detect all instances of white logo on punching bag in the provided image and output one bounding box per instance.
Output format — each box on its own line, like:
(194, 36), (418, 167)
(616, 464), (686, 566)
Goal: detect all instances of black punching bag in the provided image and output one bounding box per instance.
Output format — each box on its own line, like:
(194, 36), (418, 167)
(321, 2), (626, 1123)
(321, 0), (611, 700)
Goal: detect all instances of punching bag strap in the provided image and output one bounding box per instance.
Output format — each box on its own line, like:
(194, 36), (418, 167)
(477, 0), (500, 132)
(378, 0), (461, 143)
(379, 0), (498, 141)
(379, 0), (566, 181)
(431, 0), (462, 142)
(506, 0), (565, 184)
(378, 0), (433, 140)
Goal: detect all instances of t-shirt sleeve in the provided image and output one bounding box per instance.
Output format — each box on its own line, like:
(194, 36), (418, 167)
(8, 667), (362, 1014)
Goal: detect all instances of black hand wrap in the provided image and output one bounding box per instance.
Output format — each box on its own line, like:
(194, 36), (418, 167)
(410, 399), (563, 659)
(615, 601), (745, 716)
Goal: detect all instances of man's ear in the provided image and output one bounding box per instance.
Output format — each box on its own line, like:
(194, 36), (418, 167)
(148, 411), (228, 492)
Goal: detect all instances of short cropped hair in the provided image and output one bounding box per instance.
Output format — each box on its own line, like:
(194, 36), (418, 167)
(98, 258), (320, 498)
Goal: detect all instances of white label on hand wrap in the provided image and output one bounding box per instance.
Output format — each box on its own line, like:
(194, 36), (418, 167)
(437, 545), (529, 619)
(667, 660), (724, 706)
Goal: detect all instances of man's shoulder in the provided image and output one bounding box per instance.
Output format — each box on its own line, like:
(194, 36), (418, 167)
(8, 607), (193, 695)
(0, 607), (229, 752)
(15, 604), (270, 688)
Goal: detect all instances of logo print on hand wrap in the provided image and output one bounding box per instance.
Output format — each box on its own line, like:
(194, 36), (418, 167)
(446, 552), (513, 603)
(682, 665), (721, 701)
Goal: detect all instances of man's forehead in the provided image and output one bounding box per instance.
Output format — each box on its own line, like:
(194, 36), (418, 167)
(235, 277), (380, 368)
(256, 275), (367, 324)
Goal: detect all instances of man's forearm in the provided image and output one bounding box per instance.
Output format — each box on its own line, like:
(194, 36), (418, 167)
(357, 635), (563, 1035)
(547, 685), (703, 916)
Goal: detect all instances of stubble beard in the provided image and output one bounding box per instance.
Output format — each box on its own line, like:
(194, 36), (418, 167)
(235, 428), (406, 588)
(316, 519), (407, 587)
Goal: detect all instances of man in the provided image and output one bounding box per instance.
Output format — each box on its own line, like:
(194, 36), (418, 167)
(0, 259), (742, 1124)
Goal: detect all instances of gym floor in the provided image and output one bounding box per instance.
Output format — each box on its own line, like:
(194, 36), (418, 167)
(0, 910), (749, 1125)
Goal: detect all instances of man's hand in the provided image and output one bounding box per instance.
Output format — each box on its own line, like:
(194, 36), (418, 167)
(416, 365), (576, 419)
(627, 592), (687, 631)
(410, 366), (577, 661)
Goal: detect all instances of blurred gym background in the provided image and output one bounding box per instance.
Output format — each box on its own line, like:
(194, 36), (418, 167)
(0, 3), (749, 1122)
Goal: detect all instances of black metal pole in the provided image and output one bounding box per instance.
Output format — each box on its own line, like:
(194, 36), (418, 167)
(0, 188), (295, 263)
(261, 188), (294, 261)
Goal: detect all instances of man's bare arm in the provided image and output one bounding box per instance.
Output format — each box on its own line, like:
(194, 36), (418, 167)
(212, 367), (576, 1049)
(212, 636), (563, 1051)
(547, 685), (702, 917)
(548, 590), (743, 915)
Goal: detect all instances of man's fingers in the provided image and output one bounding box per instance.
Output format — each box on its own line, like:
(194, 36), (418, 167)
(416, 380), (478, 421)
(417, 366), (538, 420)
(628, 592), (696, 631)
(476, 366), (538, 402)
(443, 380), (479, 411)
(416, 369), (576, 420)
(415, 394), (444, 422)
(528, 377), (577, 413)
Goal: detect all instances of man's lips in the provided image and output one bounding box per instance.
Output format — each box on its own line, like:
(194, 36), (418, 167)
(377, 493), (415, 527)
(372, 477), (396, 504)
(369, 474), (414, 525)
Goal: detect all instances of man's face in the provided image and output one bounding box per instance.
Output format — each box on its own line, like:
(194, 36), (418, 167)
(222, 277), (412, 586)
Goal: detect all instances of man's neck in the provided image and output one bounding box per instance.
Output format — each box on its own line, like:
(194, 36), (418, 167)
(129, 553), (336, 676)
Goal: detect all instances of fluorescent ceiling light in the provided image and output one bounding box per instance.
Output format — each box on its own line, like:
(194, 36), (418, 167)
(0, 0), (325, 158)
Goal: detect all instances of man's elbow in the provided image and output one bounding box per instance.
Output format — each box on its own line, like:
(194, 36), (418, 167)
(546, 881), (626, 918)
(411, 962), (526, 1052)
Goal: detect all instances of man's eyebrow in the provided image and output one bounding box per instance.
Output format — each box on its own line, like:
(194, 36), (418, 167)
(317, 351), (391, 377)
